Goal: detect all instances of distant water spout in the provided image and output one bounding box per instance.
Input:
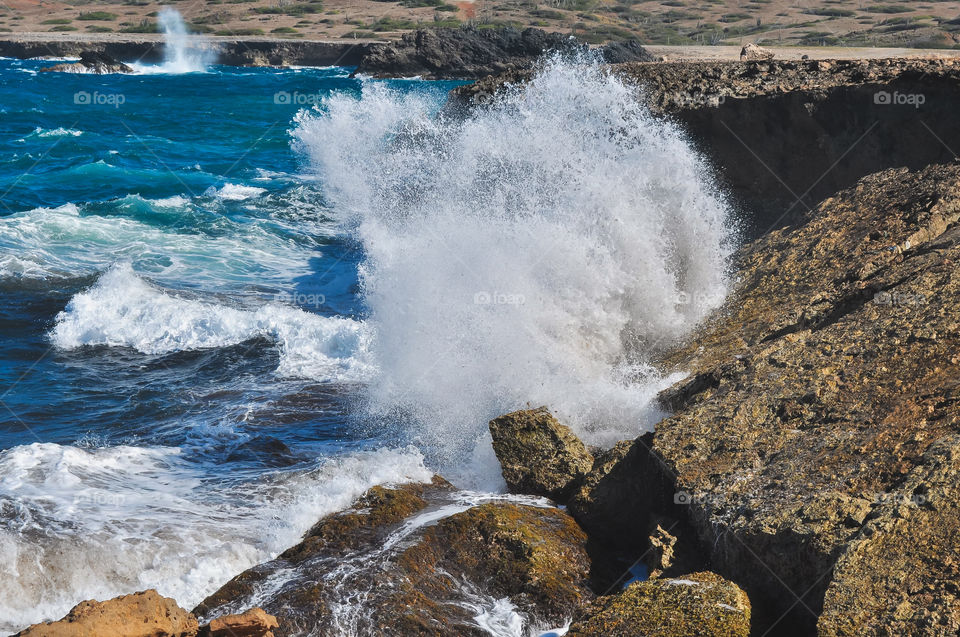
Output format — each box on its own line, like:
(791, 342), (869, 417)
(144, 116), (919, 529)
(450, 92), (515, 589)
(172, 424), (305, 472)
(156, 8), (212, 73)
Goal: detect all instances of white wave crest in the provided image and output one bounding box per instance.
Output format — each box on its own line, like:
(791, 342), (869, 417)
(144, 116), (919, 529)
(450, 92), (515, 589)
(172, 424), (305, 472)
(0, 442), (432, 633)
(292, 55), (737, 478)
(50, 264), (374, 383)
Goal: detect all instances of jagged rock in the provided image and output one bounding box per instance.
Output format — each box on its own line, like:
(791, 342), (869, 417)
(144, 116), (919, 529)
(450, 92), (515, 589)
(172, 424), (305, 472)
(739, 43), (774, 61)
(195, 478), (592, 635)
(570, 162), (960, 634)
(352, 27), (655, 80)
(567, 572), (751, 637)
(40, 51), (133, 74)
(645, 522), (678, 579)
(14, 590), (198, 637)
(488, 406), (594, 501)
(198, 608), (278, 637)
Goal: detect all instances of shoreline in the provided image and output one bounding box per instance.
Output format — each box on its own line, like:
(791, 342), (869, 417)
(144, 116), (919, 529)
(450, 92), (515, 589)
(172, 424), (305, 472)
(4, 32), (960, 68)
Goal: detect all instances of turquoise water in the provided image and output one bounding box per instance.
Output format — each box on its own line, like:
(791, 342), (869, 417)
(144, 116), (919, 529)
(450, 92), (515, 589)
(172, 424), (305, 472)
(0, 58), (460, 631)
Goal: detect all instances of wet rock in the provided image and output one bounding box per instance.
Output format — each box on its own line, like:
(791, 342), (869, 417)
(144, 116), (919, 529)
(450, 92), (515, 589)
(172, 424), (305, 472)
(14, 590), (198, 637)
(198, 608), (278, 637)
(571, 162), (960, 634)
(739, 43), (774, 61)
(195, 479), (592, 636)
(567, 572), (751, 637)
(489, 406), (594, 501)
(40, 51), (133, 74)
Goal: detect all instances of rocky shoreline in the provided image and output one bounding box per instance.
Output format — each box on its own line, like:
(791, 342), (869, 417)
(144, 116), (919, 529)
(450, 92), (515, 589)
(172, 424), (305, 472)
(14, 55), (960, 637)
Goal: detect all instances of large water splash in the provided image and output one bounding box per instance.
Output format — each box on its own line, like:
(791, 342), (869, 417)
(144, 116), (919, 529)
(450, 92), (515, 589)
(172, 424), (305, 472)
(152, 8), (212, 73)
(296, 56), (737, 487)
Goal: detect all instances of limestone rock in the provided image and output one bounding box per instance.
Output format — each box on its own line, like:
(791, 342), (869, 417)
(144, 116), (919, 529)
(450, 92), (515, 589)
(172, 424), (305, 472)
(488, 407), (594, 501)
(567, 572), (751, 637)
(199, 608), (278, 637)
(40, 51), (133, 74)
(14, 590), (198, 637)
(195, 479), (592, 635)
(739, 43), (774, 61)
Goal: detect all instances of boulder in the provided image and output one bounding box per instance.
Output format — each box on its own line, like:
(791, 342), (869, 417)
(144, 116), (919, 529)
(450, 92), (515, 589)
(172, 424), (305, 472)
(195, 478), (593, 635)
(199, 608), (278, 637)
(14, 590), (198, 637)
(567, 572), (751, 637)
(739, 43), (774, 61)
(488, 406), (594, 501)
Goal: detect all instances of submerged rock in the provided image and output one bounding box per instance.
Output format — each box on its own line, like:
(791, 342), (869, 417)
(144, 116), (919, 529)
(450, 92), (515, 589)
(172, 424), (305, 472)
(568, 572), (751, 637)
(195, 478), (593, 635)
(14, 590), (198, 637)
(489, 406), (594, 502)
(572, 162), (960, 634)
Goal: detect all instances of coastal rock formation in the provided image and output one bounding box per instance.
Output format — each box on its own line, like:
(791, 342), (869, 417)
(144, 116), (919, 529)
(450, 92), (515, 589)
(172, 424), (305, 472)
(454, 58), (960, 234)
(351, 27), (654, 79)
(195, 478), (592, 635)
(488, 406), (594, 502)
(39, 51), (133, 74)
(13, 590), (198, 637)
(567, 572), (751, 637)
(571, 162), (960, 634)
(198, 608), (279, 637)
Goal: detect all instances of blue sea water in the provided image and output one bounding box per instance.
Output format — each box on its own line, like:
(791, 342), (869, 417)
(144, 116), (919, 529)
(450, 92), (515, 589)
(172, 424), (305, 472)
(0, 58), (460, 631)
(0, 48), (737, 634)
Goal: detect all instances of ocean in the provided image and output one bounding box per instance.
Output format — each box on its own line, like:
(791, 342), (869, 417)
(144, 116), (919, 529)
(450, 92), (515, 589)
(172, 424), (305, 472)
(0, 50), (734, 634)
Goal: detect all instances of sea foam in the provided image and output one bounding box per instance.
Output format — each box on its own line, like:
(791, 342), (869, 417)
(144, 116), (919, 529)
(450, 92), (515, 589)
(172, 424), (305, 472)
(0, 442), (432, 633)
(51, 264), (373, 383)
(293, 55), (737, 483)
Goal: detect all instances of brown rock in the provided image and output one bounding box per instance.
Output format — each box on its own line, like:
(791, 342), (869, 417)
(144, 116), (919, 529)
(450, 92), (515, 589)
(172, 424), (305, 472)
(15, 590), (198, 637)
(739, 42), (775, 61)
(567, 572), (751, 637)
(488, 406), (594, 502)
(571, 162), (960, 634)
(199, 608), (278, 637)
(196, 480), (593, 636)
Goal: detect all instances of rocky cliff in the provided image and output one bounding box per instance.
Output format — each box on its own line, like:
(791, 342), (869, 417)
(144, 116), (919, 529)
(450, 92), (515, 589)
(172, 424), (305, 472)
(564, 161), (960, 636)
(455, 58), (960, 236)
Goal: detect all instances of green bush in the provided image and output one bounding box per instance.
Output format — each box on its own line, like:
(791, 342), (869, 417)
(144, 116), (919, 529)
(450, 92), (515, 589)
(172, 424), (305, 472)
(41, 18), (72, 24)
(77, 11), (118, 20)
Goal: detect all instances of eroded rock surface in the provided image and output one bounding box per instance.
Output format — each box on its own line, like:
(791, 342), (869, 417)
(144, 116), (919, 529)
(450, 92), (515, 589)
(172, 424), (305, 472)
(14, 590), (198, 637)
(567, 572), (751, 637)
(489, 406), (594, 502)
(574, 162), (960, 635)
(195, 478), (593, 636)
